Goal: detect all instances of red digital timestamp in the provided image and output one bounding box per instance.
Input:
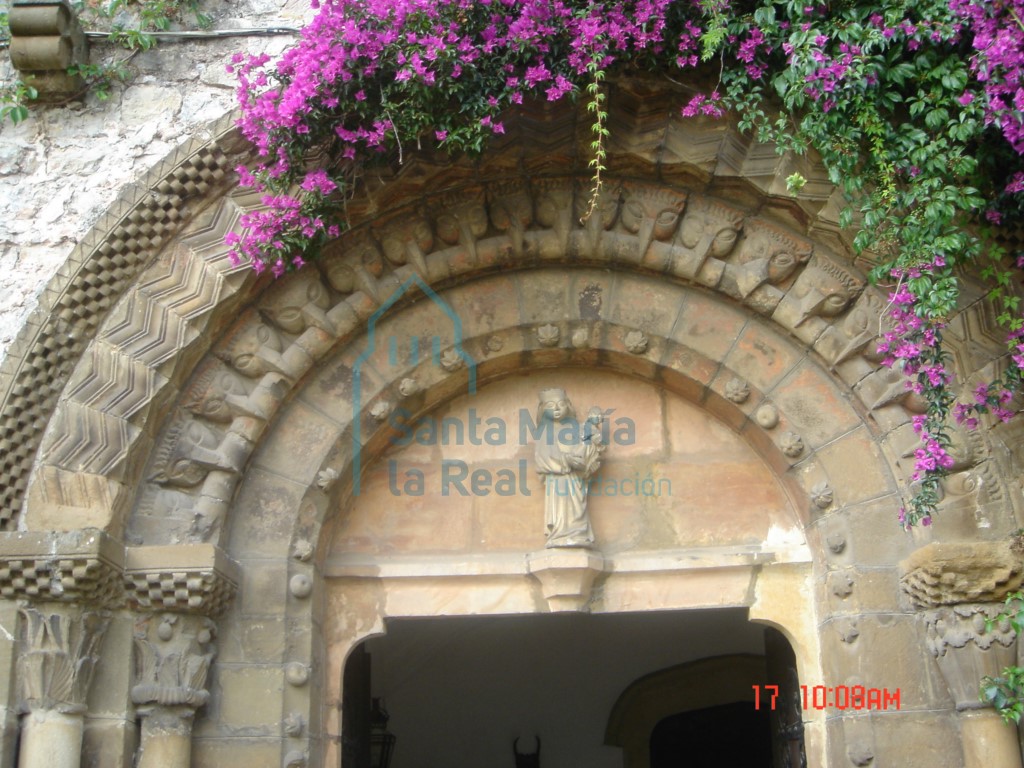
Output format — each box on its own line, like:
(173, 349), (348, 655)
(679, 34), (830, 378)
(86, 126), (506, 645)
(752, 685), (902, 711)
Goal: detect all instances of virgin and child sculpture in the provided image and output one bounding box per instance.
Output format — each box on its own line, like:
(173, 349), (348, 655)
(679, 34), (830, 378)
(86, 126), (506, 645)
(533, 388), (607, 548)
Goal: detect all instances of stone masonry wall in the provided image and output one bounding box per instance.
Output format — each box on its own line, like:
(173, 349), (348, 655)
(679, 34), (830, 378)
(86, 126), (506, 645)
(0, 0), (304, 368)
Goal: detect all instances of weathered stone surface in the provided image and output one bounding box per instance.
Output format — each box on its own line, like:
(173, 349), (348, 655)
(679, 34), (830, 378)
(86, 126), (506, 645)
(0, 529), (122, 606)
(901, 541), (1024, 608)
(124, 544), (239, 615)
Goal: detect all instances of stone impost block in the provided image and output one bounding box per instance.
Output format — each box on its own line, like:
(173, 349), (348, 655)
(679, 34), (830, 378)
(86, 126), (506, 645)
(125, 544), (240, 616)
(527, 547), (605, 612)
(8, 0), (88, 99)
(900, 541), (1024, 609)
(0, 529), (123, 607)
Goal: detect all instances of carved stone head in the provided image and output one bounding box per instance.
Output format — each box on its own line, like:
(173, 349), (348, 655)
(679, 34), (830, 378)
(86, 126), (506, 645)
(433, 191), (488, 245)
(574, 182), (621, 230)
(217, 320), (286, 378)
(150, 417), (230, 488)
(183, 363), (255, 423)
(377, 211), (433, 265)
(734, 219), (812, 282)
(537, 388), (575, 423)
(533, 180), (573, 230)
(726, 218), (812, 298)
(488, 181), (533, 232)
(784, 254), (864, 326)
(262, 269), (333, 334)
(670, 198), (745, 278)
(619, 183), (687, 244)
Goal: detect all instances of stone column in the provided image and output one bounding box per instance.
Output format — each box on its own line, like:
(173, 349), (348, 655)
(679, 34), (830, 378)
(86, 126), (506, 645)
(16, 605), (109, 768)
(131, 613), (216, 768)
(123, 544), (238, 768)
(902, 541), (1024, 768)
(0, 529), (125, 768)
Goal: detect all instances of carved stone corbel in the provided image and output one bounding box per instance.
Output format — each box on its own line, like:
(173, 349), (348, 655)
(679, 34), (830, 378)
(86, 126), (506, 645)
(131, 613), (216, 768)
(527, 549), (606, 612)
(8, 0), (89, 100)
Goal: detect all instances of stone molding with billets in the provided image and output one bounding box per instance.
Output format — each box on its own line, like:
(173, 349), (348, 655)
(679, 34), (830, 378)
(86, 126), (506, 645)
(0, 529), (122, 607)
(0, 532), (240, 616)
(124, 544), (239, 616)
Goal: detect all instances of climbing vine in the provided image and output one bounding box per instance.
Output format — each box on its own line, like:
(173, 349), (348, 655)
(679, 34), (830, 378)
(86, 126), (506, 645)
(229, 0), (1024, 531)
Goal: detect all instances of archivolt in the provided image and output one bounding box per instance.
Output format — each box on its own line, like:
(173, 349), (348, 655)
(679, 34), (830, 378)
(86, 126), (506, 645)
(2, 76), (1015, 543)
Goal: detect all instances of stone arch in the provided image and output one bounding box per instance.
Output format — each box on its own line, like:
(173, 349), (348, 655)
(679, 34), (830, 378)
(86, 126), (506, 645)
(0, 74), (1016, 768)
(170, 259), (888, 766)
(604, 654), (769, 768)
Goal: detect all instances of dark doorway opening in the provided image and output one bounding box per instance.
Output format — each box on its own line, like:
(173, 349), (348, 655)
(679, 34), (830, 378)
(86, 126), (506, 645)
(341, 610), (794, 768)
(650, 701), (772, 768)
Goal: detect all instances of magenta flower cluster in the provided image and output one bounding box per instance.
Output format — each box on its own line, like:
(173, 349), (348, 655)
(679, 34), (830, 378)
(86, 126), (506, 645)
(229, 0), (1024, 528)
(951, 0), (1024, 158)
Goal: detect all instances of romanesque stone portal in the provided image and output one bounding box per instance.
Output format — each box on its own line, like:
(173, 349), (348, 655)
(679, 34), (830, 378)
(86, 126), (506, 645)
(0, 73), (1023, 767)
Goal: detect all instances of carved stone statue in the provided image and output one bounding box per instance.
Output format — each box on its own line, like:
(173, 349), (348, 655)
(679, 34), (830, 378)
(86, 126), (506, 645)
(533, 389), (606, 548)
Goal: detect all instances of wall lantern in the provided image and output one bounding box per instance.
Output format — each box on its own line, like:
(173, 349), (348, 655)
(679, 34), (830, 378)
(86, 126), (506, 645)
(370, 698), (396, 768)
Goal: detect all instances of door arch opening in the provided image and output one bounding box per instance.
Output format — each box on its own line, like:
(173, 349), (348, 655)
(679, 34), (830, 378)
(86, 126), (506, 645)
(339, 609), (796, 768)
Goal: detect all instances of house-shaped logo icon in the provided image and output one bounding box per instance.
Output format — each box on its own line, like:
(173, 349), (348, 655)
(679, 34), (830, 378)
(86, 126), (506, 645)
(352, 274), (477, 494)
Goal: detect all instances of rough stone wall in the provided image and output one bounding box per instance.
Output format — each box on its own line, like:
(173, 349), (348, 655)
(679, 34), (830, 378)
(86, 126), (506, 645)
(0, 0), (305, 367)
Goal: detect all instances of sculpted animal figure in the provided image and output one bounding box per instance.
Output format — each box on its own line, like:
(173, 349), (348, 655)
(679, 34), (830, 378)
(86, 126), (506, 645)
(513, 736), (540, 768)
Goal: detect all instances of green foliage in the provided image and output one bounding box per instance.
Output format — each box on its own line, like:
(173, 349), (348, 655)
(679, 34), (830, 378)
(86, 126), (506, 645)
(67, 61), (132, 100)
(1, 80), (38, 125)
(582, 61), (609, 223)
(981, 591), (1024, 723)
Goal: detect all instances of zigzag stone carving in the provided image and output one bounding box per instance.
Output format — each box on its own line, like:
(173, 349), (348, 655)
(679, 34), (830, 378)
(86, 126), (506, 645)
(0, 112), (247, 529)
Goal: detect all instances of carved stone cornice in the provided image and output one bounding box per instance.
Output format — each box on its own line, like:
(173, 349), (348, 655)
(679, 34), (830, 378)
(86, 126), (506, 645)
(900, 541), (1024, 609)
(132, 613), (216, 711)
(0, 529), (123, 607)
(125, 544), (240, 616)
(17, 604), (109, 714)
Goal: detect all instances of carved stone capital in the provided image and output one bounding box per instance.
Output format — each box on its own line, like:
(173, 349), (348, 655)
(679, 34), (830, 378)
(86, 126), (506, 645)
(923, 603), (1017, 711)
(125, 544), (240, 616)
(17, 604), (109, 714)
(132, 613), (216, 712)
(900, 541), (1024, 609)
(0, 529), (123, 607)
